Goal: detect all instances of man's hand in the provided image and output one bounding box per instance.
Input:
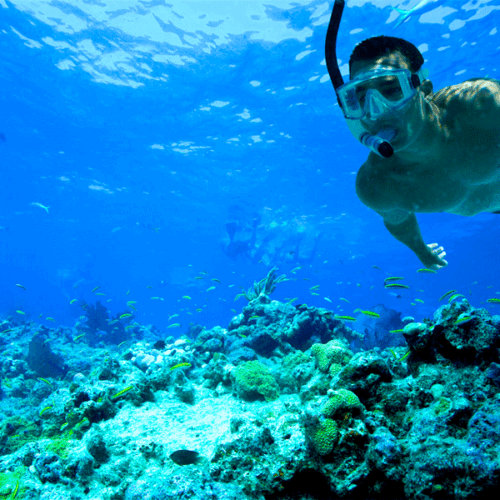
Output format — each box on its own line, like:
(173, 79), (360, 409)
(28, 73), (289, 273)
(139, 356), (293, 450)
(418, 242), (448, 270)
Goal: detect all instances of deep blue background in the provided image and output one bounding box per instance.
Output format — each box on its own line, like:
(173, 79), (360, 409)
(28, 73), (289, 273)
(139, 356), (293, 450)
(1, 0), (500, 334)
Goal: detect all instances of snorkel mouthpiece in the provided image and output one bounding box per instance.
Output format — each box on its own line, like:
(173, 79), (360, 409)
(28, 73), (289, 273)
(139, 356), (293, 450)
(325, 0), (395, 158)
(360, 128), (395, 158)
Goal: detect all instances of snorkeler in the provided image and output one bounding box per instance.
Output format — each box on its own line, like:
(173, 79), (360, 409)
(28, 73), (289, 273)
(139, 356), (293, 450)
(223, 212), (261, 261)
(326, 1), (500, 270)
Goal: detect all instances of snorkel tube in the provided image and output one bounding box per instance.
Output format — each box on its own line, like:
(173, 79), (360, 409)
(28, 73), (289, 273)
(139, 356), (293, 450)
(325, 0), (395, 158)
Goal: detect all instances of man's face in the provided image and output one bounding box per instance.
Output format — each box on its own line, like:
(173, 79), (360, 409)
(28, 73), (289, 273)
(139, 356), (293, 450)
(350, 51), (424, 149)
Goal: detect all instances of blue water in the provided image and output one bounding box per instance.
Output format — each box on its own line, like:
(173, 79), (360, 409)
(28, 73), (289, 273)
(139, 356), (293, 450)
(1, 0), (499, 333)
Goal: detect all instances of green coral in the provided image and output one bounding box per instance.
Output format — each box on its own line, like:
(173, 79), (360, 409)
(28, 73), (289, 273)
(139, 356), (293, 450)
(310, 419), (339, 455)
(234, 267), (288, 301)
(46, 430), (74, 460)
(0, 467), (25, 499)
(282, 351), (311, 371)
(233, 361), (280, 402)
(311, 340), (352, 373)
(322, 389), (363, 419)
(329, 363), (343, 377)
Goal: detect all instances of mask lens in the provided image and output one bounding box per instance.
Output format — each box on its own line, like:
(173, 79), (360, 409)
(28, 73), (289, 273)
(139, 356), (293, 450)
(355, 75), (404, 105)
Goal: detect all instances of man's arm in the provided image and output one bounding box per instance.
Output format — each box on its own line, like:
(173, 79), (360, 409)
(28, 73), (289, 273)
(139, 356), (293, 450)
(355, 163), (447, 269)
(381, 210), (447, 269)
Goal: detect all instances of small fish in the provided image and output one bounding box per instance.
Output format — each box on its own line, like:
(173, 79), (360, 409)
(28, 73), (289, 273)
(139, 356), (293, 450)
(417, 268), (437, 274)
(127, 301), (137, 305)
(108, 320), (119, 325)
(195, 276), (204, 280)
(206, 286), (216, 292)
(335, 315), (356, 321)
(37, 377), (53, 387)
(147, 285), (154, 289)
(70, 299), (77, 305)
(448, 293), (465, 303)
(303, 278), (311, 281)
(324, 297), (332, 303)
(392, 0), (448, 28)
(196, 308), (202, 312)
(384, 277), (404, 282)
(119, 313), (133, 319)
(439, 290), (456, 301)
(486, 298), (500, 304)
(390, 329), (404, 333)
(339, 298), (350, 303)
(39, 312), (43, 318)
(95, 292), (105, 296)
(310, 285), (320, 290)
(30, 202), (50, 213)
(168, 314), (179, 320)
(372, 265), (382, 270)
(73, 334), (85, 341)
(182, 295), (191, 300)
(231, 308), (236, 313)
(286, 297), (298, 305)
(311, 292), (320, 296)
(111, 385), (134, 400)
(126, 290), (130, 295)
(167, 323), (181, 328)
(211, 278), (221, 283)
(151, 296), (160, 300)
(16, 310), (26, 315)
(248, 315), (261, 321)
(385, 283), (410, 289)
(454, 316), (473, 325)
(15, 283), (26, 290)
(399, 350), (411, 362)
(291, 266), (302, 273)
(46, 317), (55, 322)
(228, 284), (235, 288)
(91, 285), (100, 293)
(170, 449), (200, 466)
(39, 405), (53, 417)
(128, 305), (137, 311)
(355, 309), (381, 318)
(415, 299), (424, 304)
(170, 362), (191, 371)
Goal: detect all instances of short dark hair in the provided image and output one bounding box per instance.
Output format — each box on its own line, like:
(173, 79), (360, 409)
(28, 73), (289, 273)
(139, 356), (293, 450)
(349, 35), (424, 76)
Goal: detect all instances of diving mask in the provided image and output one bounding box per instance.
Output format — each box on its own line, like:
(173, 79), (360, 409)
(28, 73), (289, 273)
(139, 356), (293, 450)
(336, 66), (429, 121)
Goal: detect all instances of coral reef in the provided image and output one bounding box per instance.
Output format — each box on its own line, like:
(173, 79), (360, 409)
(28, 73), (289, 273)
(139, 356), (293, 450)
(1, 291), (500, 499)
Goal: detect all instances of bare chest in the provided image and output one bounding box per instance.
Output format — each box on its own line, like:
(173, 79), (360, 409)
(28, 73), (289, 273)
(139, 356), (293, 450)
(387, 137), (500, 215)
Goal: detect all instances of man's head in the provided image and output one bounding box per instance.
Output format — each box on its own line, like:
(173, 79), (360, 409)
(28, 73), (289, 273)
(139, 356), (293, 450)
(338, 35), (435, 154)
(349, 35), (424, 78)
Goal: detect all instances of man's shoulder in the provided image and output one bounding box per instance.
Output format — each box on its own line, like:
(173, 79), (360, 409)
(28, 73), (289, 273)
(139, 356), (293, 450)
(431, 78), (500, 126)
